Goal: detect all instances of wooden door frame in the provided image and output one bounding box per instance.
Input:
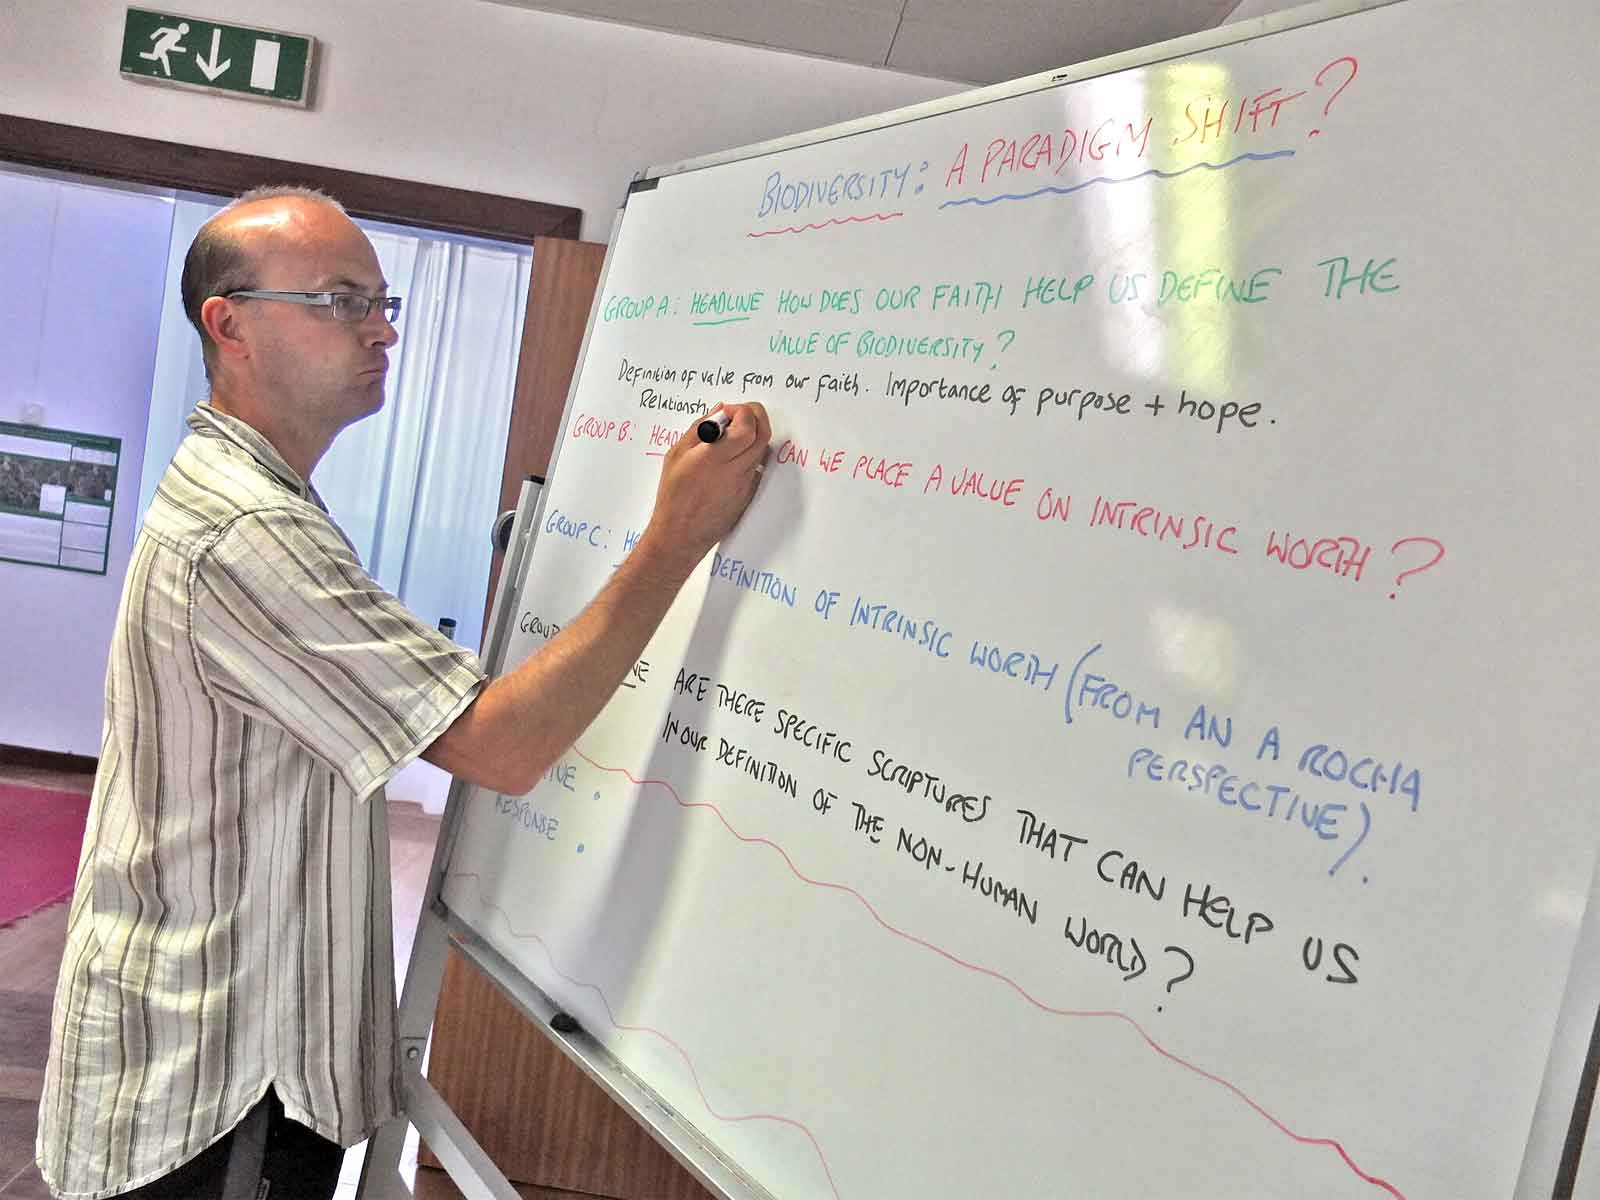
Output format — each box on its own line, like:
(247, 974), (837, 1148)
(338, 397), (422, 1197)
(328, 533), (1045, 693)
(482, 236), (608, 635)
(0, 114), (580, 241)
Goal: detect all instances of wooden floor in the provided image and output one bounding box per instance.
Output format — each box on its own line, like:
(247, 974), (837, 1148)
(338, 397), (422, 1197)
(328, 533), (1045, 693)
(0, 763), (92, 1200)
(0, 763), (555, 1200)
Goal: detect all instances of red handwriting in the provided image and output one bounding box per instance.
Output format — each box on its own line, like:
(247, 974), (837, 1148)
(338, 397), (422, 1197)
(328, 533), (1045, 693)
(1035, 487), (1072, 523)
(943, 57), (1361, 188)
(779, 452), (1434, 599)
(851, 455), (912, 488)
(1387, 537), (1445, 599)
(1088, 496), (1239, 555)
(922, 462), (1026, 508)
(774, 438), (808, 469)
(1172, 57), (1359, 147)
(945, 118), (1155, 187)
(569, 413), (632, 443)
(793, 445), (913, 489)
(1264, 531), (1371, 582)
(1172, 88), (1308, 147)
(776, 443), (848, 475)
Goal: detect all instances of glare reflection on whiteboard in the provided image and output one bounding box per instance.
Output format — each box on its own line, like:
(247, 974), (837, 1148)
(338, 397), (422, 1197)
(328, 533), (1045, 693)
(1538, 889), (1587, 927)
(1155, 60), (1235, 394)
(1083, 69), (1161, 380)
(1148, 602), (1238, 695)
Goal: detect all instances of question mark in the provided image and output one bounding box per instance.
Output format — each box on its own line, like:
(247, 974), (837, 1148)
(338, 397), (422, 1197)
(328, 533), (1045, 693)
(1309, 55), (1358, 137)
(990, 329), (1016, 371)
(1158, 945), (1194, 1012)
(1388, 537), (1445, 600)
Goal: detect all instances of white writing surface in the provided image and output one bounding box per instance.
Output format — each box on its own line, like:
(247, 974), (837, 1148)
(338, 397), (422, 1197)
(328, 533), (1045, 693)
(442, 1), (1600, 1195)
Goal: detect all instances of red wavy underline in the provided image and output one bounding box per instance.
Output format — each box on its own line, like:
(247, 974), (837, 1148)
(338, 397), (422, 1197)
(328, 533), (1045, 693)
(456, 746), (1406, 1198)
(449, 868), (843, 1198)
(746, 212), (904, 237)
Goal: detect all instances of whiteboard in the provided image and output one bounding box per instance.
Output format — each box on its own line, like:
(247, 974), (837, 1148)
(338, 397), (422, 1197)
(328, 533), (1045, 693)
(440, 1), (1600, 1196)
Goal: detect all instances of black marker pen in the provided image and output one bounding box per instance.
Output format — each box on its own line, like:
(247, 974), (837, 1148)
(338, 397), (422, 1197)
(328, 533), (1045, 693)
(697, 411), (732, 443)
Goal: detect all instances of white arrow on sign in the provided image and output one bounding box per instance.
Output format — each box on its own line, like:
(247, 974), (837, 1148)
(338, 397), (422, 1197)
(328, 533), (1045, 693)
(195, 29), (231, 81)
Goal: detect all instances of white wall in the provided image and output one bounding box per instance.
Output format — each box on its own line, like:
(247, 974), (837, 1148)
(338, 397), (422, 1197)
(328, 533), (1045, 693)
(0, 0), (963, 242)
(0, 173), (170, 756)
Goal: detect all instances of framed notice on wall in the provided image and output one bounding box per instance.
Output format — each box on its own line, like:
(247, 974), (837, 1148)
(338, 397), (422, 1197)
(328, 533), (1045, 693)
(0, 422), (120, 575)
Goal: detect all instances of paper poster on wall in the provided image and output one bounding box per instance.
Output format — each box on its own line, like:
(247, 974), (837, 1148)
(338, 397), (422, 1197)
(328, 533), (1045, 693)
(0, 421), (120, 575)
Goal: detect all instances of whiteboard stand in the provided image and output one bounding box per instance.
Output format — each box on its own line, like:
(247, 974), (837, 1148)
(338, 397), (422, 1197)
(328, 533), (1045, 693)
(355, 476), (547, 1200)
(356, 475), (771, 1200)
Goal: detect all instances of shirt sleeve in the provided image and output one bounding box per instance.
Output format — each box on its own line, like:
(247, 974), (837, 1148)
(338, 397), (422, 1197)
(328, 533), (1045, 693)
(189, 503), (489, 801)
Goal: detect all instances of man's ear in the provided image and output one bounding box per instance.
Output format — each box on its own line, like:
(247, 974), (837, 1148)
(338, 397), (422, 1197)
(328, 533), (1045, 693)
(200, 295), (251, 367)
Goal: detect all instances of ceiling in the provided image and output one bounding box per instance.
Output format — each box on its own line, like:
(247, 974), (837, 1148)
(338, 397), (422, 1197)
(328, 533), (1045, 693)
(484, 0), (1250, 86)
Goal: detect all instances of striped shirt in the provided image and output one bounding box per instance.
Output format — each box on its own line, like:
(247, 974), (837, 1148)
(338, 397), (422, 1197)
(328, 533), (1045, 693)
(38, 405), (486, 1199)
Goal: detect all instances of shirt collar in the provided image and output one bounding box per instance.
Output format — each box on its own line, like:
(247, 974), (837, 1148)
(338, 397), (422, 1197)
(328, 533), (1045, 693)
(187, 403), (324, 507)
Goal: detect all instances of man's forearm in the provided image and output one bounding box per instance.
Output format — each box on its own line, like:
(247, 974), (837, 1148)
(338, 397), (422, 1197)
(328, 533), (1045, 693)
(422, 400), (770, 793)
(421, 533), (699, 794)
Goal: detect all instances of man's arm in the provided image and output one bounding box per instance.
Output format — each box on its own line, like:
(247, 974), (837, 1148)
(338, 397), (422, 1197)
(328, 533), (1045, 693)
(422, 403), (771, 794)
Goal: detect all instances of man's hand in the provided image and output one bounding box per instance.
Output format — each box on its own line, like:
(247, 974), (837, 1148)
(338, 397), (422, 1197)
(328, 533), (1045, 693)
(422, 403), (772, 795)
(633, 402), (771, 579)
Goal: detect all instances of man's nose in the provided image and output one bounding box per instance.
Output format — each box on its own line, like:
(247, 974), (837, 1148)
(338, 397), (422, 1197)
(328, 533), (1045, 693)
(365, 312), (399, 348)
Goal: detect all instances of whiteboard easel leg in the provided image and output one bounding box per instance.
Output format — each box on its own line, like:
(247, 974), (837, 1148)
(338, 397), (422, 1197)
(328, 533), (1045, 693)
(356, 897), (452, 1198)
(354, 1116), (412, 1200)
(400, 1077), (523, 1200)
(357, 900), (522, 1198)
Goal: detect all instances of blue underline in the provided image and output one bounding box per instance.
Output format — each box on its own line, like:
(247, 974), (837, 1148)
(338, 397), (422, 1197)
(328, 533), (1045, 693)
(939, 149), (1296, 211)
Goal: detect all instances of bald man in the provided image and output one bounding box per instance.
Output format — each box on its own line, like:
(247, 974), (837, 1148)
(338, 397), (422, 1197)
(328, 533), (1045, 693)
(37, 186), (770, 1199)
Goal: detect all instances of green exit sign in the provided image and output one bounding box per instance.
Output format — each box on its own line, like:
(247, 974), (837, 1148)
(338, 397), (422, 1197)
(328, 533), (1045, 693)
(120, 8), (315, 107)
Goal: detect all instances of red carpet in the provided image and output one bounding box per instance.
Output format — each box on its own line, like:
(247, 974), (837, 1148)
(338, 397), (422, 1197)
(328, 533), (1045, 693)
(0, 784), (92, 927)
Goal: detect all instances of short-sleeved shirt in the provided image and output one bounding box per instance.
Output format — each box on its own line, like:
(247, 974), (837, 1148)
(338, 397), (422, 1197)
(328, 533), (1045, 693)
(38, 405), (486, 1199)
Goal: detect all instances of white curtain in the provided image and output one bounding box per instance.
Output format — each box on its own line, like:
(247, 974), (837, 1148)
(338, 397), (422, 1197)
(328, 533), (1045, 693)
(141, 199), (533, 654)
(138, 197), (214, 521)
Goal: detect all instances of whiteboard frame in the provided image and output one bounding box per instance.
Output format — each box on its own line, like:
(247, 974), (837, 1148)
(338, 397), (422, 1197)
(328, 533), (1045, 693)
(368, 1), (1600, 1195)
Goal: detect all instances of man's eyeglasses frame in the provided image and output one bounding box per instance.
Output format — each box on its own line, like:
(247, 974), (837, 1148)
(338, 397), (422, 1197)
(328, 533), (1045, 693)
(226, 290), (402, 324)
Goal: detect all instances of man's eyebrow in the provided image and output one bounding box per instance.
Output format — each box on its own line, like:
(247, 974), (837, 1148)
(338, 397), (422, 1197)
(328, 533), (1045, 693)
(317, 276), (390, 293)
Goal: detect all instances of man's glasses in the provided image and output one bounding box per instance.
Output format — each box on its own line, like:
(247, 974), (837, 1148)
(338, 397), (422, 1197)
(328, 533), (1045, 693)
(226, 290), (403, 324)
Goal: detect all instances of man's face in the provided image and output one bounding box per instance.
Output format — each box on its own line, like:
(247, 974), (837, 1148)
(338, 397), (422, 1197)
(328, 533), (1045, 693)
(229, 200), (399, 443)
